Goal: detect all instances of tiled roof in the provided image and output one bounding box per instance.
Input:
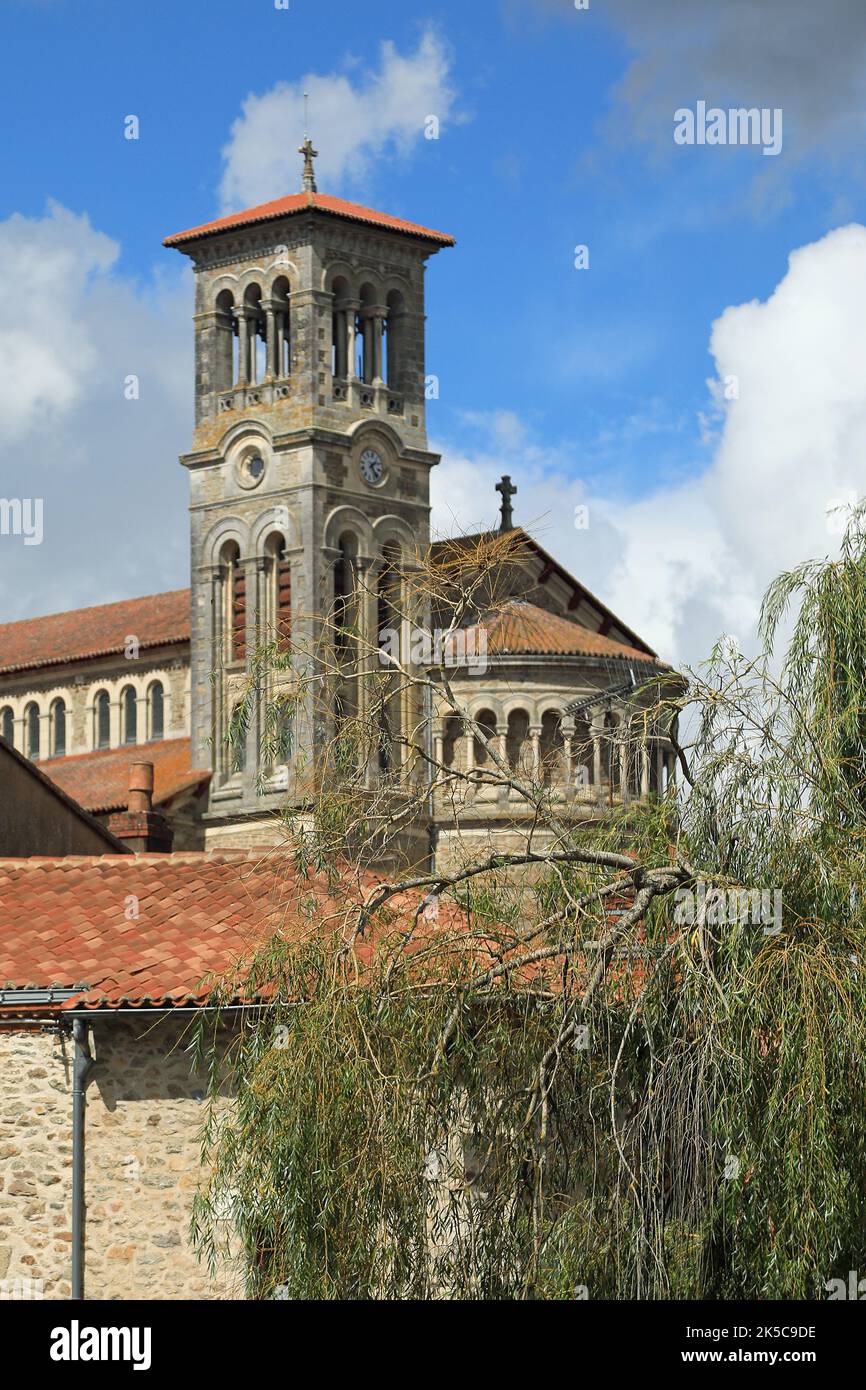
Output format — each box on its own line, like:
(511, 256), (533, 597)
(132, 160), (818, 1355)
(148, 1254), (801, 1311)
(431, 530), (657, 657)
(0, 854), (470, 1011)
(0, 589), (190, 676)
(40, 737), (209, 814)
(0, 853), (297, 1009)
(164, 192), (455, 249)
(450, 600), (665, 665)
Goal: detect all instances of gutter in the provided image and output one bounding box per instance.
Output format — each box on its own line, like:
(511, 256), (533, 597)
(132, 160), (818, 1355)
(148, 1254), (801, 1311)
(71, 1017), (95, 1300)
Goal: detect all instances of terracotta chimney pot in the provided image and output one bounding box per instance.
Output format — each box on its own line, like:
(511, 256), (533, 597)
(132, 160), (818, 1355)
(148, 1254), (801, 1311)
(128, 761), (154, 814)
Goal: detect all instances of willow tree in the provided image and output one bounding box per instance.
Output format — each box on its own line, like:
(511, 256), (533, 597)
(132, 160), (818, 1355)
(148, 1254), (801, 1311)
(192, 517), (866, 1301)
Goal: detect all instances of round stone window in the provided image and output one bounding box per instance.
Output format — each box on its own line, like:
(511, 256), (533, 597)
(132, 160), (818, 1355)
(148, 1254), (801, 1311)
(237, 450), (267, 489)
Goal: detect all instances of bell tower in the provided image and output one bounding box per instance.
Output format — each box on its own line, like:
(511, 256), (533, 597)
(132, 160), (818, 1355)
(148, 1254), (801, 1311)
(164, 148), (454, 849)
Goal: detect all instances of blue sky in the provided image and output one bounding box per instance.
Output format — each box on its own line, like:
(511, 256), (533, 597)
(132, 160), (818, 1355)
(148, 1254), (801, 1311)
(3, 0), (866, 661)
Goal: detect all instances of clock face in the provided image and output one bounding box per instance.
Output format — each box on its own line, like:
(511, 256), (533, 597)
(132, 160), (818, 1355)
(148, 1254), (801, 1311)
(360, 448), (384, 485)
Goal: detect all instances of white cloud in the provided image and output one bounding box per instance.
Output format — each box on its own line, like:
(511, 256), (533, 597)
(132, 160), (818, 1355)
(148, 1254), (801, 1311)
(535, 0), (866, 169)
(433, 225), (866, 666)
(0, 203), (117, 442)
(0, 202), (191, 622)
(219, 29), (456, 210)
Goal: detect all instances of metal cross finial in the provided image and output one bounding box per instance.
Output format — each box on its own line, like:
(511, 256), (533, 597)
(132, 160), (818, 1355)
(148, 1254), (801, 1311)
(299, 95), (318, 192)
(496, 474), (517, 532)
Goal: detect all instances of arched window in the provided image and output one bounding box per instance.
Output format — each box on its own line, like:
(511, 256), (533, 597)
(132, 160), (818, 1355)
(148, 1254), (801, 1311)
(441, 713), (462, 770)
(50, 698), (66, 758)
(0, 706), (13, 745)
(473, 709), (497, 767)
(571, 716), (592, 791)
(272, 695), (294, 765)
(506, 709), (530, 775)
(330, 276), (350, 380)
(147, 681), (164, 741)
(335, 533), (356, 648)
(333, 533), (358, 730)
(229, 702), (246, 774)
(359, 283), (377, 384)
(242, 284), (264, 386)
(272, 276), (291, 378)
(539, 709), (564, 787)
(215, 289), (236, 391)
(222, 542), (246, 665)
(25, 702), (40, 760)
(385, 289), (405, 389)
(121, 686), (137, 745)
(377, 542), (403, 771)
(264, 533), (291, 650)
(94, 690), (110, 750)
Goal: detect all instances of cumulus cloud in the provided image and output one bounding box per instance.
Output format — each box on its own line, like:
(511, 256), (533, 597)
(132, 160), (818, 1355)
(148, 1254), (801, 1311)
(0, 202), (191, 622)
(0, 204), (117, 442)
(535, 0), (866, 174)
(219, 29), (456, 210)
(433, 224), (866, 665)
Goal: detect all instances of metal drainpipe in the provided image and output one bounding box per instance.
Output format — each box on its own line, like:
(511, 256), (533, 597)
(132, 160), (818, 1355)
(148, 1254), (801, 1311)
(71, 1018), (95, 1300)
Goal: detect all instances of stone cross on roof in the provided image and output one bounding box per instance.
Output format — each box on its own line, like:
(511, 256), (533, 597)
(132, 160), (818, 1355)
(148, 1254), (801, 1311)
(496, 474), (517, 532)
(299, 132), (318, 193)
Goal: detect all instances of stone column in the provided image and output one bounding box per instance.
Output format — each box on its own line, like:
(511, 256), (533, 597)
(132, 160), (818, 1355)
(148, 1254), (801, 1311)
(372, 311), (385, 384)
(463, 725), (475, 775)
(590, 709), (604, 802)
(248, 318), (263, 386)
(434, 726), (445, 768)
(641, 743), (650, 799)
(345, 301), (360, 380)
(386, 306), (405, 389)
(529, 725), (542, 780)
(262, 299), (277, 379)
(109, 691), (121, 750)
(236, 312), (250, 386)
(619, 725), (629, 802)
(562, 719), (574, 795)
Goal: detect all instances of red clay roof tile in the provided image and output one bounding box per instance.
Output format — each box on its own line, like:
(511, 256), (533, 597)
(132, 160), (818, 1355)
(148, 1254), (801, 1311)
(0, 589), (190, 675)
(164, 192), (455, 249)
(450, 600), (666, 664)
(40, 737), (209, 814)
(0, 854), (470, 1011)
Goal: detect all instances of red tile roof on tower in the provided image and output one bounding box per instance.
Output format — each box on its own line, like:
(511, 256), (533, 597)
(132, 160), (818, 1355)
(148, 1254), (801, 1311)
(40, 738), (209, 815)
(449, 600), (667, 666)
(163, 191), (455, 249)
(0, 590), (190, 676)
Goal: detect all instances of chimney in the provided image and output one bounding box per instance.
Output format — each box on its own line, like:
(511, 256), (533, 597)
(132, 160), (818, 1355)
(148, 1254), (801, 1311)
(107, 761), (173, 853)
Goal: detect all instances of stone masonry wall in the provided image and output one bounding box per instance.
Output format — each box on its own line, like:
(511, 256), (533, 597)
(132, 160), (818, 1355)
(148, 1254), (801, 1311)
(0, 1017), (240, 1300)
